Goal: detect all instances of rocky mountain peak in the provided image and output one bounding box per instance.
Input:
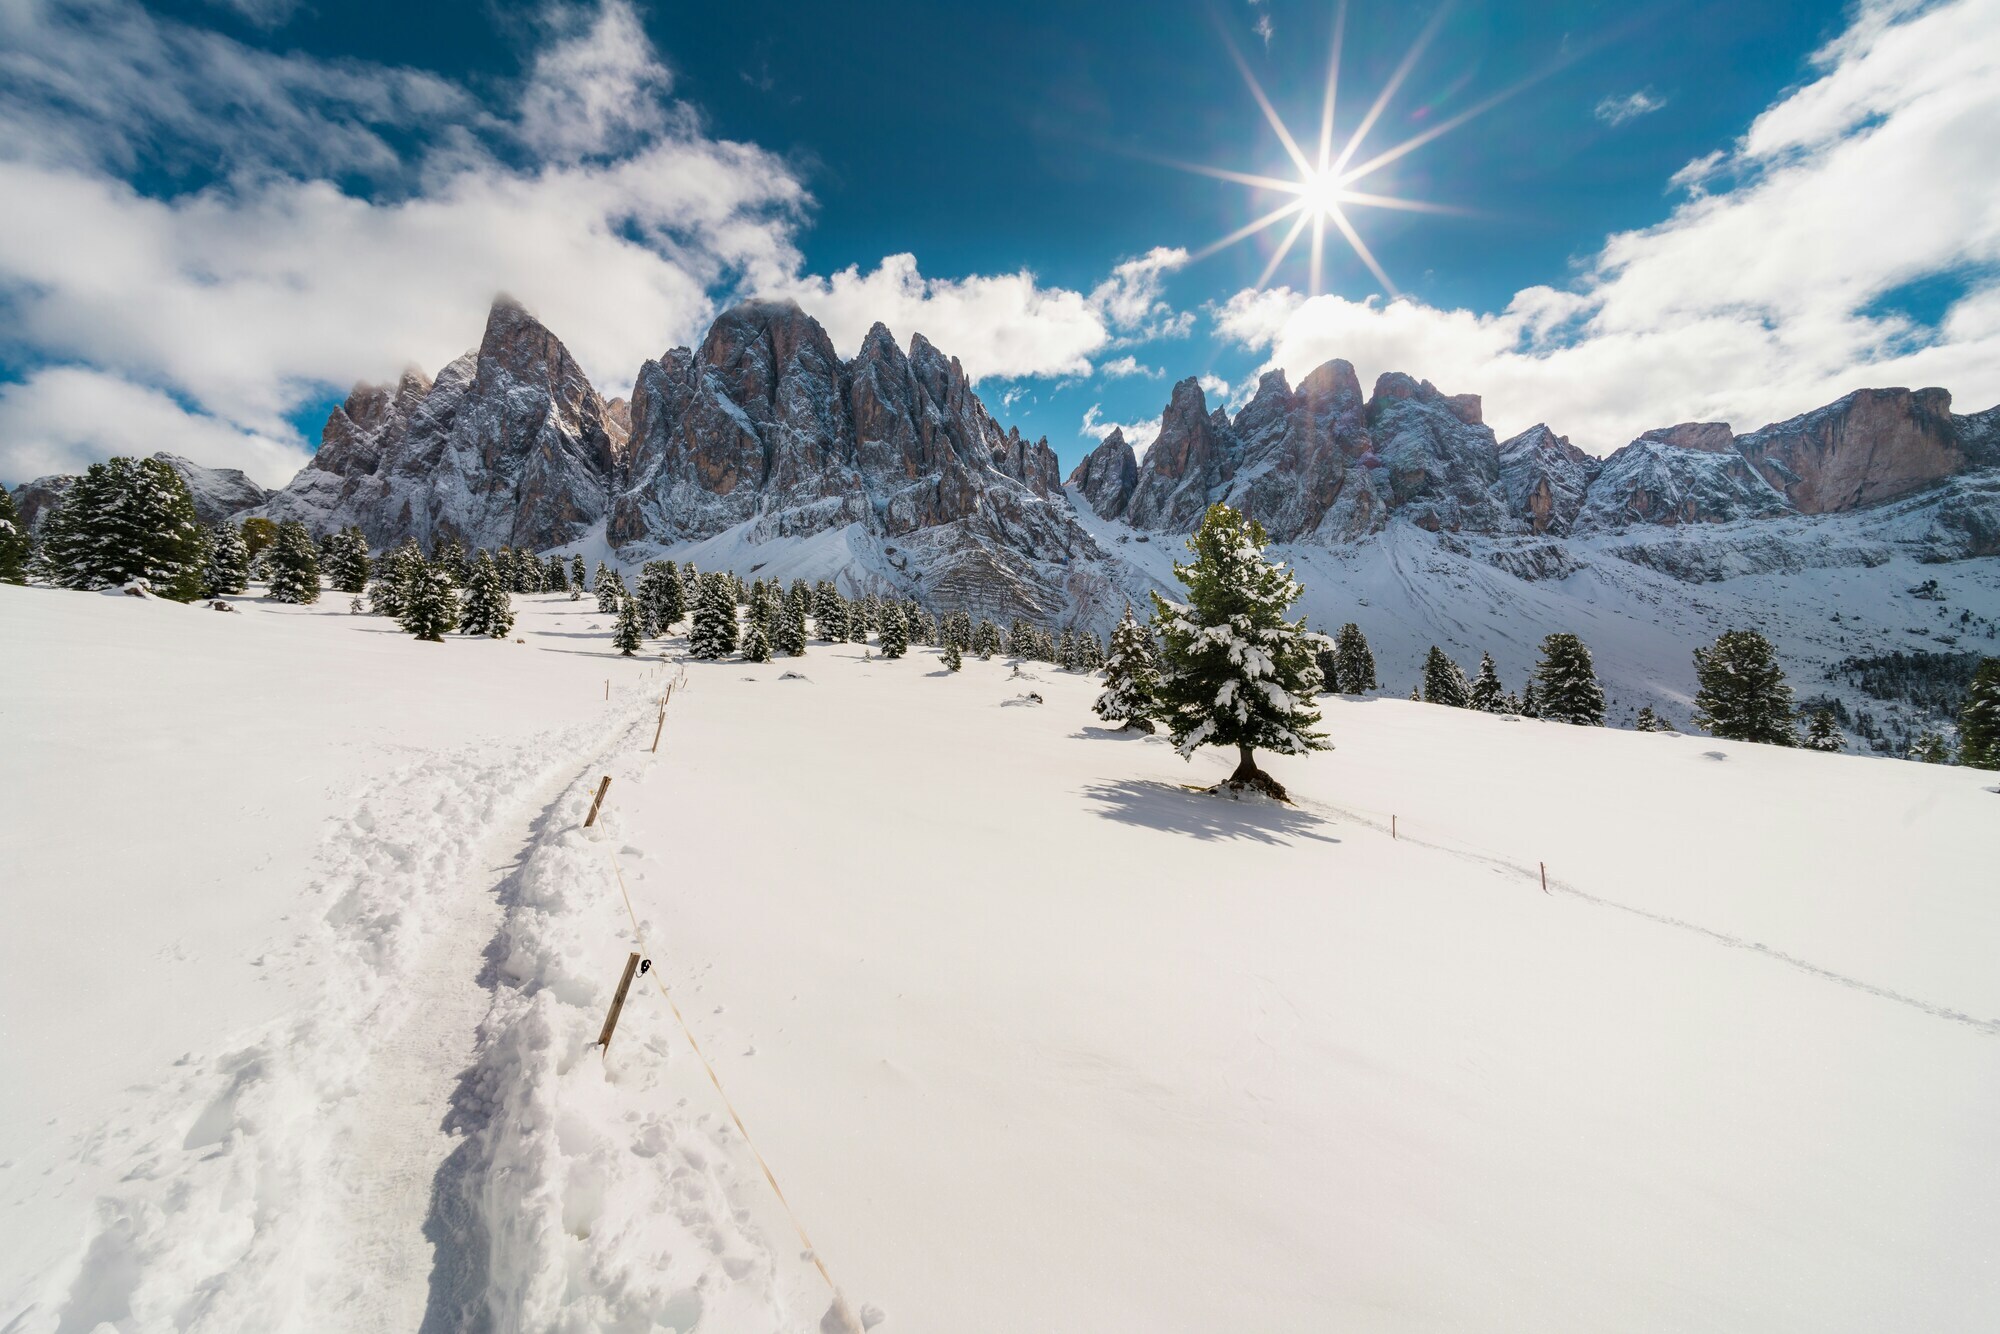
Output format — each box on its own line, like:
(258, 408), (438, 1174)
(1734, 385), (1963, 513)
(1639, 422), (1735, 453)
(1067, 428), (1140, 518)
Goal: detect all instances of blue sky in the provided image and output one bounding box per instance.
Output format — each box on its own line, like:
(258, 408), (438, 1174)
(3, 0), (1997, 487)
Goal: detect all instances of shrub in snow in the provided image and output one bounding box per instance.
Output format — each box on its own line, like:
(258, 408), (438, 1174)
(1150, 503), (1328, 801)
(37, 456), (207, 600)
(1692, 630), (1794, 745)
(1422, 647), (1472, 708)
(1533, 633), (1605, 726)
(0, 485), (29, 584)
(265, 520), (322, 604)
(1961, 658), (2000, 769)
(1094, 608), (1160, 733)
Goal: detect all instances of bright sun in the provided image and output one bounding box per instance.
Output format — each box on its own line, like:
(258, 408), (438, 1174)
(1169, 1), (1537, 298)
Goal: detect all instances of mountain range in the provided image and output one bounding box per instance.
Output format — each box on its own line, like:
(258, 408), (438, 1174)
(11, 295), (1999, 735)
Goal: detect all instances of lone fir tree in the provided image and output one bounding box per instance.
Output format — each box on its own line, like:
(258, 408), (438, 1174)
(265, 520), (322, 605)
(941, 639), (963, 672)
(1330, 623), (1378, 693)
(1093, 608), (1159, 733)
(1533, 633), (1605, 725)
(399, 565), (459, 642)
(1469, 652), (1505, 712)
(325, 526), (371, 594)
(878, 604), (909, 659)
(1421, 647), (1471, 708)
(1692, 630), (1794, 745)
(1150, 504), (1328, 800)
(612, 594), (645, 656)
(1959, 657), (2000, 770)
(1802, 708), (1843, 753)
(460, 553), (516, 638)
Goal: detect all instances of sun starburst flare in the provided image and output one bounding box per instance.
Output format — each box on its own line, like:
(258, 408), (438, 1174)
(1177, 1), (1521, 298)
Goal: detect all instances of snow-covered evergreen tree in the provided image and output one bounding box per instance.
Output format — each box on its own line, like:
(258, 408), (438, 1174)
(636, 561), (680, 635)
(265, 520), (322, 604)
(38, 456), (207, 599)
(1150, 504), (1328, 800)
(775, 599), (807, 656)
(460, 553), (515, 638)
(740, 620), (772, 662)
(847, 600), (870, 643)
(688, 573), (739, 659)
(433, 536), (468, 586)
(941, 639), (963, 672)
(1330, 623), (1378, 693)
(1421, 647), (1471, 708)
(0, 485), (29, 584)
(612, 593), (645, 656)
(974, 618), (1002, 658)
(1692, 630), (1794, 745)
(1469, 652), (1504, 712)
(1634, 705), (1662, 733)
(547, 555), (570, 592)
(1057, 627), (1078, 670)
(878, 603), (909, 659)
(1520, 680), (1541, 718)
(1909, 730), (1951, 764)
(203, 523), (251, 596)
(1533, 633), (1605, 726)
(399, 564), (458, 642)
(324, 526), (370, 594)
(569, 553), (587, 596)
(369, 540), (422, 617)
(1803, 708), (1843, 752)
(1094, 609), (1159, 733)
(1960, 657), (2000, 770)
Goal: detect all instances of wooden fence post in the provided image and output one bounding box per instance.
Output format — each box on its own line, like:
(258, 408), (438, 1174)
(584, 775), (612, 827)
(1540, 861), (1549, 894)
(1392, 814), (1397, 840)
(596, 952), (641, 1050)
(651, 706), (667, 754)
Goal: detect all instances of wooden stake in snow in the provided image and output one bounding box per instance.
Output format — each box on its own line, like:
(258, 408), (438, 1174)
(605, 678), (610, 700)
(584, 775), (612, 827)
(1540, 861), (1549, 894)
(1392, 814), (1397, 840)
(596, 951), (641, 1050)
(651, 706), (667, 754)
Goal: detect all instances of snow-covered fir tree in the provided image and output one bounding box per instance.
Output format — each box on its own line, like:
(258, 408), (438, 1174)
(1057, 627), (1078, 670)
(1692, 630), (1794, 745)
(265, 520), (322, 604)
(847, 601), (870, 643)
(0, 485), (30, 584)
(1330, 623), (1378, 693)
(324, 527), (370, 594)
(688, 573), (739, 659)
(1150, 504), (1328, 800)
(202, 523), (250, 595)
(612, 593), (645, 656)
(739, 620), (772, 662)
(636, 561), (681, 635)
(1094, 609), (1159, 733)
(775, 599), (807, 656)
(460, 553), (515, 638)
(942, 609), (972, 650)
(1803, 708), (1843, 752)
(1469, 652), (1504, 712)
(1909, 730), (1951, 764)
(593, 561), (617, 612)
(369, 540), (422, 617)
(1079, 632), (1104, 671)
(38, 456), (207, 599)
(1519, 680), (1542, 718)
(1634, 705), (1663, 732)
(569, 553), (587, 596)
(974, 618), (1001, 658)
(547, 555), (569, 592)
(433, 536), (468, 586)
(817, 591), (849, 641)
(1421, 647), (1471, 708)
(1960, 658), (2000, 769)
(1533, 634), (1605, 725)
(878, 603), (909, 659)
(941, 639), (963, 672)
(1007, 619), (1036, 659)
(399, 564), (459, 642)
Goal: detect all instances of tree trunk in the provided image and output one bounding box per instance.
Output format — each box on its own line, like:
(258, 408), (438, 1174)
(1222, 743), (1290, 802)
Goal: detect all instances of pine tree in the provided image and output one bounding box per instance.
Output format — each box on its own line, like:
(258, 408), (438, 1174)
(1634, 705), (1661, 733)
(399, 564), (459, 642)
(265, 520), (323, 604)
(974, 618), (1002, 658)
(1692, 630), (1794, 745)
(878, 603), (909, 659)
(1520, 680), (1541, 718)
(941, 639), (963, 672)
(1469, 652), (1504, 712)
(38, 456), (207, 599)
(0, 485), (29, 584)
(636, 561), (682, 635)
(1330, 623), (1378, 693)
(775, 599), (807, 656)
(612, 593), (645, 656)
(1151, 504), (1328, 799)
(740, 620), (772, 662)
(203, 523), (251, 595)
(547, 555), (570, 592)
(1909, 730), (1951, 764)
(1959, 658), (2000, 770)
(688, 573), (739, 659)
(1803, 708), (1843, 753)
(460, 552), (515, 638)
(593, 562), (620, 613)
(434, 536), (468, 586)
(569, 553), (587, 599)
(1409, 686), (1421, 701)
(369, 540), (422, 617)
(324, 526), (371, 594)
(848, 600), (870, 643)
(1057, 627), (1078, 670)
(1094, 609), (1159, 733)
(1533, 633), (1605, 725)
(1422, 647), (1471, 707)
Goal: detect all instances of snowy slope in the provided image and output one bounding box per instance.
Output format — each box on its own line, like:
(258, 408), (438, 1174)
(2, 582), (1995, 1331)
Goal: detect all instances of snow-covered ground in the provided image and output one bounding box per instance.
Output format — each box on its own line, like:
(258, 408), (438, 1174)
(2, 581), (1995, 1331)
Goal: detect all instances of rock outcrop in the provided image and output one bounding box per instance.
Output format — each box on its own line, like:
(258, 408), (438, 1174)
(1734, 387), (1963, 513)
(1497, 425), (1598, 535)
(1066, 429), (1139, 517)
(1574, 429), (1792, 531)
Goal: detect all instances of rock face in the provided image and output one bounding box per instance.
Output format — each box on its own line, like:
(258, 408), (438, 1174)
(1734, 387), (1963, 513)
(11, 453), (268, 530)
(1066, 429), (1139, 517)
(1574, 431), (1791, 531)
(258, 296), (619, 549)
(1498, 425), (1598, 535)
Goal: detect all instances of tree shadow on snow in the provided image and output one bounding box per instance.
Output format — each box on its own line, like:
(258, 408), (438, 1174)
(1081, 779), (1342, 847)
(1071, 724), (1156, 742)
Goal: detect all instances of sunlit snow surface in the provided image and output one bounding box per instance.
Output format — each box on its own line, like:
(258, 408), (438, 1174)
(1, 583), (1994, 1332)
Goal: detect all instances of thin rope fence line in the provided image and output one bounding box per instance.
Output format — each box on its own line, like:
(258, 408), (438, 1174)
(598, 668), (864, 1330)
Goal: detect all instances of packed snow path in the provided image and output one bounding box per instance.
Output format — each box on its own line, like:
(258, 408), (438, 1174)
(2, 583), (1996, 1331)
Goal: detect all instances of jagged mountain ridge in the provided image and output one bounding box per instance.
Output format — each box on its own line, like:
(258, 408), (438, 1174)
(9, 452), (270, 530)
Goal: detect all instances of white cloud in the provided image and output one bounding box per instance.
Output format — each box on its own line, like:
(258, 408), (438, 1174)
(1215, 0), (2000, 453)
(1594, 89), (1667, 126)
(1081, 403), (1162, 454)
(1101, 355), (1161, 379)
(0, 367), (309, 486)
(1090, 246), (1192, 336)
